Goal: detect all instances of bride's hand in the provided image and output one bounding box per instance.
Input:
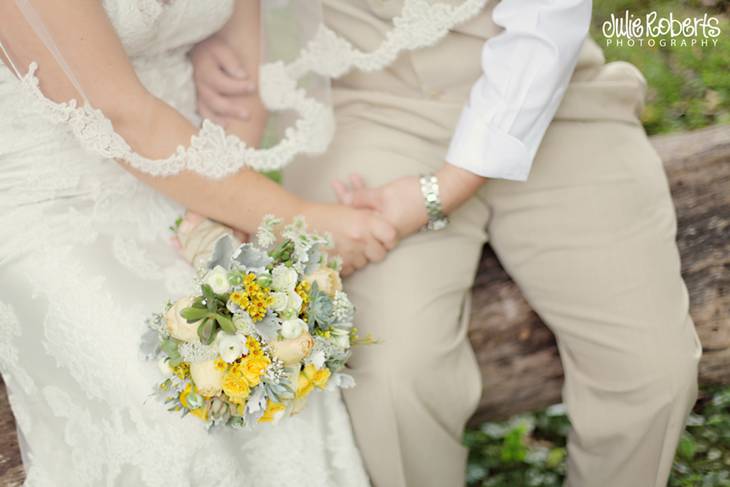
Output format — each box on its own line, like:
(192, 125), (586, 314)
(190, 34), (257, 125)
(301, 203), (398, 276)
(332, 175), (428, 239)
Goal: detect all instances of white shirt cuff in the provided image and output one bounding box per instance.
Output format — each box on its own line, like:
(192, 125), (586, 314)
(446, 106), (533, 182)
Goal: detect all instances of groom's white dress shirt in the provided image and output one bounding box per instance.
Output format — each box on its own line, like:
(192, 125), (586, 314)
(446, 0), (592, 181)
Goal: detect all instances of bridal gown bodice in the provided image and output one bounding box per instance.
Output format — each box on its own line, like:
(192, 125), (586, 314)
(0, 2), (369, 486)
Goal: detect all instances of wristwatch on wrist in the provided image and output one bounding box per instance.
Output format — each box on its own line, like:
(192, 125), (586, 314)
(419, 173), (449, 231)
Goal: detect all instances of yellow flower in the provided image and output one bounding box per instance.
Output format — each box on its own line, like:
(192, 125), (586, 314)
(222, 366), (251, 404)
(295, 280), (311, 318)
(239, 353), (271, 387)
(296, 364), (331, 399)
(179, 383), (208, 421)
(172, 362), (190, 380)
(229, 291), (249, 309)
(239, 273), (274, 322)
(214, 358), (228, 372)
(246, 336), (264, 357)
(258, 401), (286, 423)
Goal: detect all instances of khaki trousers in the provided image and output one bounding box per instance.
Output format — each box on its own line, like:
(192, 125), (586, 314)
(285, 111), (701, 486)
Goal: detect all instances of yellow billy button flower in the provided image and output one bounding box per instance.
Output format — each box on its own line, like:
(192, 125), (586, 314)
(258, 401), (286, 423)
(246, 336), (264, 357)
(295, 280), (311, 318)
(243, 273), (274, 322)
(229, 291), (249, 309)
(296, 363), (331, 399)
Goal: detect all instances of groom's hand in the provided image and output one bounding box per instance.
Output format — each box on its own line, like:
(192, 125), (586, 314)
(191, 34), (257, 125)
(302, 202), (398, 276)
(332, 174), (428, 239)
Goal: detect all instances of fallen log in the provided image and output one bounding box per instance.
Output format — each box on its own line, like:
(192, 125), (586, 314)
(469, 124), (730, 423)
(0, 126), (728, 482)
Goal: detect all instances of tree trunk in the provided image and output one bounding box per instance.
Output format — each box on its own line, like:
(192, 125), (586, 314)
(0, 126), (728, 483)
(468, 124), (730, 424)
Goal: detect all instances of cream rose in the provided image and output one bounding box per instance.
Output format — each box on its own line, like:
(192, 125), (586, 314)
(306, 267), (342, 296)
(190, 360), (224, 397)
(269, 331), (314, 365)
(165, 297), (201, 343)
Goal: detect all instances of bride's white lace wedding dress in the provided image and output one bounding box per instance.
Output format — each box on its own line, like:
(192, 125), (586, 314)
(0, 1), (369, 485)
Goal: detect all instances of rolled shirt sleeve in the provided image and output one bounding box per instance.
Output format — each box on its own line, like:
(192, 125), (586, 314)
(446, 0), (592, 181)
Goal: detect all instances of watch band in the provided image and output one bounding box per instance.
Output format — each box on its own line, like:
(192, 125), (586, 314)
(419, 173), (449, 231)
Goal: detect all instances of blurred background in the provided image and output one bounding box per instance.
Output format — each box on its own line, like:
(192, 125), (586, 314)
(464, 1), (730, 486)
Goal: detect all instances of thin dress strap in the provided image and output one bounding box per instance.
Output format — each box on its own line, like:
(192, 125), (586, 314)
(0, 41), (23, 79)
(13, 0), (90, 105)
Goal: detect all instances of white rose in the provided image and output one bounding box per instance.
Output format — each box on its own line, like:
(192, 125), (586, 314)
(190, 360), (224, 397)
(165, 297), (201, 343)
(233, 313), (254, 334)
(204, 265), (231, 295)
(306, 267), (342, 296)
(286, 290), (303, 315)
(281, 318), (308, 340)
(309, 350), (326, 369)
(217, 333), (245, 363)
(157, 356), (173, 377)
(270, 292), (289, 312)
(332, 328), (350, 349)
(272, 265), (298, 292)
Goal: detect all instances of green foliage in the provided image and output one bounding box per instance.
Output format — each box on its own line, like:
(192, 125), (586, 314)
(466, 387), (730, 486)
(591, 0), (730, 134)
(670, 387), (730, 486)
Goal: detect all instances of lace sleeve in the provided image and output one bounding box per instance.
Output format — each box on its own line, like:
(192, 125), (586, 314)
(2, 0), (486, 179)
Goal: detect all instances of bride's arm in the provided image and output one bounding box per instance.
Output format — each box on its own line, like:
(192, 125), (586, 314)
(0, 0), (396, 273)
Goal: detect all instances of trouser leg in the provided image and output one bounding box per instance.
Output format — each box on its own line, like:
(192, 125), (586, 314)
(483, 120), (702, 487)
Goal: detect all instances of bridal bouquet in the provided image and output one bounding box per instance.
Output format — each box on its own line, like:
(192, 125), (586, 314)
(144, 215), (367, 430)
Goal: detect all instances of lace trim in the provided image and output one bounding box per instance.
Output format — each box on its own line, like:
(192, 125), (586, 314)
(12, 0), (485, 178)
(0, 301), (36, 394)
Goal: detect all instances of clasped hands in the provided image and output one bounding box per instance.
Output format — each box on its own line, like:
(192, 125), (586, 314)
(190, 34), (429, 275)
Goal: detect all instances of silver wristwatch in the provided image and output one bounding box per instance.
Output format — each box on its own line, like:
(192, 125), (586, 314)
(419, 173), (449, 231)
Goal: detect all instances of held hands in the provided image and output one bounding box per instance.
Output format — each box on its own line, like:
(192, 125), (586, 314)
(173, 206), (398, 277)
(301, 202), (398, 276)
(332, 174), (429, 239)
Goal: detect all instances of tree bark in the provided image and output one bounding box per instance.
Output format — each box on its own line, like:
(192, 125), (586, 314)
(0, 126), (728, 480)
(469, 124), (730, 424)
